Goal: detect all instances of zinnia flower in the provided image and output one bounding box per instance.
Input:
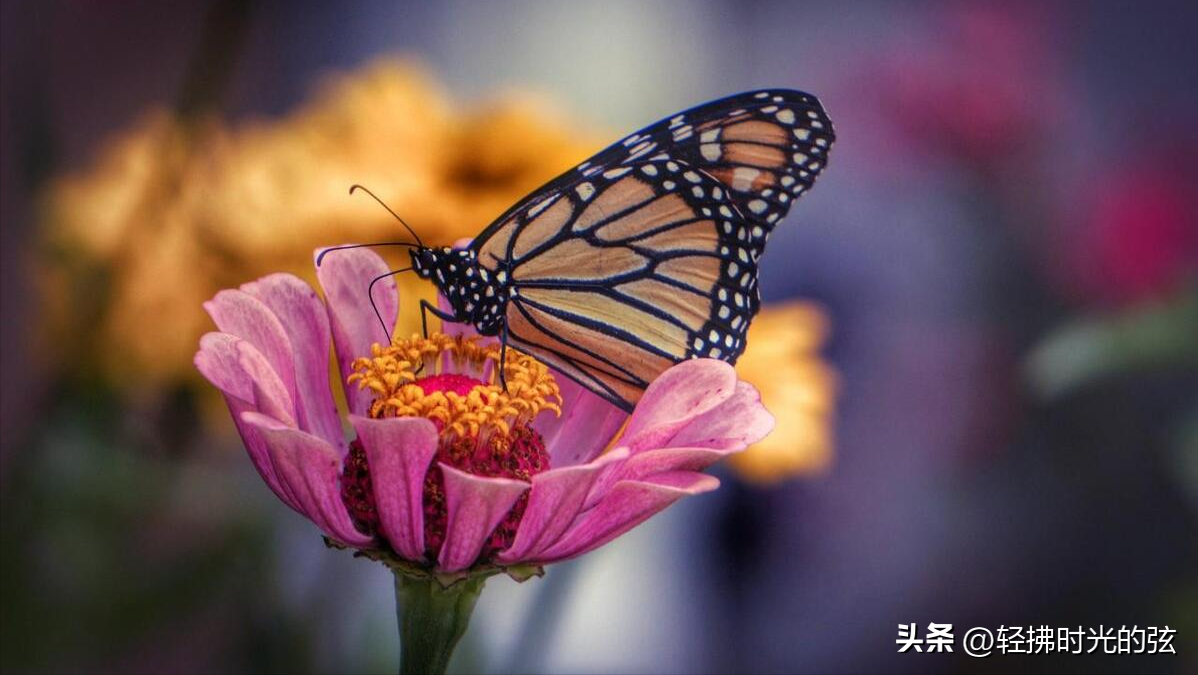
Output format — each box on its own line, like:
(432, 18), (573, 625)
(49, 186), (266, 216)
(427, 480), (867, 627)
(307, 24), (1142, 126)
(194, 247), (773, 671)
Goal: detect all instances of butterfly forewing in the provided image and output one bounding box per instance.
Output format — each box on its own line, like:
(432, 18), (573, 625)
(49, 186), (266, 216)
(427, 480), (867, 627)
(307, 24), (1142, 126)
(461, 89), (834, 412)
(473, 159), (758, 411)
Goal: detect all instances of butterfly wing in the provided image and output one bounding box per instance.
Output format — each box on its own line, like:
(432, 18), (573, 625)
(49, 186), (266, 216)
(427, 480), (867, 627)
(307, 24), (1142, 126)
(466, 89), (835, 411)
(472, 88), (834, 262)
(474, 160), (757, 411)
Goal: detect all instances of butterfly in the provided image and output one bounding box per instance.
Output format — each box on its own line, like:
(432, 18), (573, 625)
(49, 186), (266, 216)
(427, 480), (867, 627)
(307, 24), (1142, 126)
(330, 89), (834, 413)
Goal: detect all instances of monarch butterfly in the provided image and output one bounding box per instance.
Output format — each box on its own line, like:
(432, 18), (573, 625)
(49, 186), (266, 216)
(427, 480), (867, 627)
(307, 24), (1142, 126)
(326, 89), (834, 412)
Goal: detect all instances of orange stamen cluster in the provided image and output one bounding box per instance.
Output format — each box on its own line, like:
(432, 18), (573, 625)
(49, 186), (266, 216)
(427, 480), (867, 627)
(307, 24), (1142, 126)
(348, 332), (562, 439)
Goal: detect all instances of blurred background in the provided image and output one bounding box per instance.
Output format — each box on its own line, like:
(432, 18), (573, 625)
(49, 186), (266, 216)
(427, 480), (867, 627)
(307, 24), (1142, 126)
(2, 1), (1196, 673)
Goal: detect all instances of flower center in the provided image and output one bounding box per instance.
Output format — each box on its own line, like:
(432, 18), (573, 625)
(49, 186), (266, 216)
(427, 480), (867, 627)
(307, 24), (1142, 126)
(343, 332), (562, 566)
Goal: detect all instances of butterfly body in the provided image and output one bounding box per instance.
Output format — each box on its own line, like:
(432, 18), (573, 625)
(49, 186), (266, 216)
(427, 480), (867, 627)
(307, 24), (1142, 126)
(411, 246), (510, 336)
(414, 89), (835, 412)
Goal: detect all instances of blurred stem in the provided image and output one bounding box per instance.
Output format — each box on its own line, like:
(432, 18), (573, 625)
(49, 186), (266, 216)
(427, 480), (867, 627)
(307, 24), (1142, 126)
(394, 573), (486, 675)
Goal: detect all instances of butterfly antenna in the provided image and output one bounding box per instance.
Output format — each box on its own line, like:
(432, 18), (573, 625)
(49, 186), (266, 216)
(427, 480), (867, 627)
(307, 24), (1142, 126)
(367, 266), (412, 342)
(316, 242), (419, 267)
(349, 184), (425, 248)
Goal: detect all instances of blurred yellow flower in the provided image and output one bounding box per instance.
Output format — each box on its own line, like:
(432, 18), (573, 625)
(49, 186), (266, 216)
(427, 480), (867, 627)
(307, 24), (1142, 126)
(38, 58), (836, 481)
(731, 301), (838, 482)
(39, 59), (604, 387)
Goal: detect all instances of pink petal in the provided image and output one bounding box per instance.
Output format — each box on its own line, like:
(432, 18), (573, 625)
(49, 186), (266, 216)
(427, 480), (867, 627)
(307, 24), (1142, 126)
(241, 273), (344, 451)
(437, 465), (529, 572)
(533, 471), (720, 563)
(242, 412), (373, 548)
(349, 414), (439, 562)
(196, 333), (300, 510)
(664, 381), (775, 451)
(496, 448), (629, 564)
(620, 359), (738, 453)
(614, 446), (732, 483)
(195, 333), (294, 424)
(203, 289), (297, 416)
(536, 372), (628, 468)
(314, 247), (398, 416)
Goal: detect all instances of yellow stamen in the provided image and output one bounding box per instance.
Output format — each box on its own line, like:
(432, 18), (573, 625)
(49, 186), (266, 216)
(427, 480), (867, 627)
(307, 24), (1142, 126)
(348, 332), (562, 440)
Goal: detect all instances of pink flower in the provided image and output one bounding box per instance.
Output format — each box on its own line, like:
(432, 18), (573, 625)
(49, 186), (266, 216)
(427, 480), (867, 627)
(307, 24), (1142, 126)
(194, 248), (773, 577)
(1055, 151), (1198, 307)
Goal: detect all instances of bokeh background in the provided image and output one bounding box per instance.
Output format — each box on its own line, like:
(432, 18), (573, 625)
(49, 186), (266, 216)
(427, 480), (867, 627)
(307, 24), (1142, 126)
(2, 1), (1197, 673)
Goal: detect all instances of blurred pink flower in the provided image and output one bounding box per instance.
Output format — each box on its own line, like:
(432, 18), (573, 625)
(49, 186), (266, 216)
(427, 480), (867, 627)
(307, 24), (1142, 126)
(194, 248), (773, 576)
(1058, 152), (1198, 306)
(873, 4), (1064, 166)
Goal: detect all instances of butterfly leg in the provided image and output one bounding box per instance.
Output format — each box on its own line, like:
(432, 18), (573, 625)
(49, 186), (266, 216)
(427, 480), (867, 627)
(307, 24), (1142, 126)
(497, 321), (509, 393)
(419, 299), (458, 339)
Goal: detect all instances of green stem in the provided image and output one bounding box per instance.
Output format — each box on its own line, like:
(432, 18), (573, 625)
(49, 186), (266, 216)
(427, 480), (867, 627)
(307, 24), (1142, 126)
(394, 572), (487, 675)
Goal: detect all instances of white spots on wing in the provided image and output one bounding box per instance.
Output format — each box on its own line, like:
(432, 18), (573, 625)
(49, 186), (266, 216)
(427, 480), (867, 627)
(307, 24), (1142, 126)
(692, 185), (705, 198)
(700, 129), (721, 143)
(712, 186), (724, 200)
(815, 137), (829, 147)
(754, 91), (769, 99)
(683, 170), (702, 184)
(628, 140), (656, 160)
(718, 305), (730, 319)
(666, 161), (680, 172)
(771, 95), (783, 103)
(640, 164), (658, 176)
(623, 134), (642, 147)
(670, 114), (686, 129)
(603, 167), (633, 179)
(719, 205), (733, 218)
(775, 109), (796, 124)
(766, 212), (781, 224)
(702, 207), (712, 216)
(751, 225), (764, 239)
(781, 174), (795, 187)
(663, 180), (676, 190)
(761, 105), (779, 114)
(811, 121), (825, 130)
(527, 195), (557, 218)
(738, 247), (749, 263)
(672, 125), (693, 141)
(794, 128), (811, 141)
(576, 182), (595, 201)
(793, 152), (809, 164)
(700, 143), (721, 161)
(732, 166), (760, 191)
(728, 261), (739, 277)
